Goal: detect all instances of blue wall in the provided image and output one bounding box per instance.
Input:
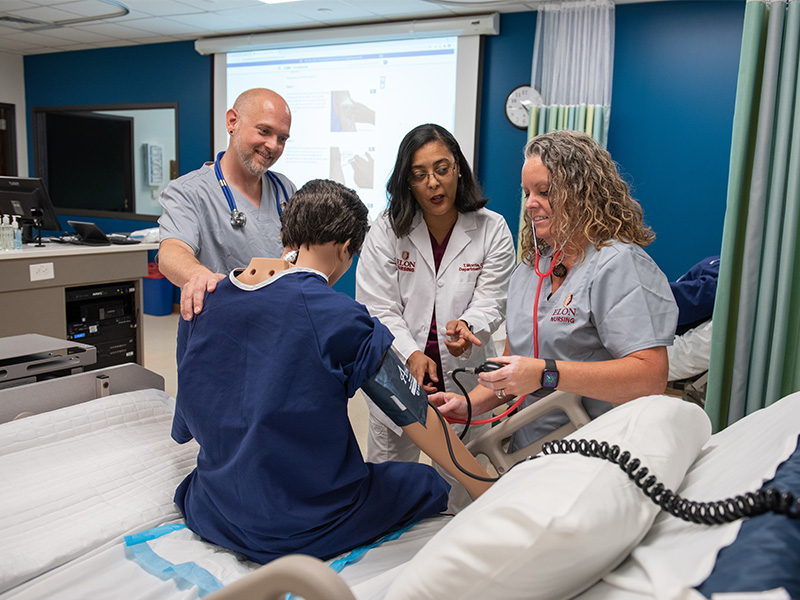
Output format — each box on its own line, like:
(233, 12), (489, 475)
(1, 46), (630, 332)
(21, 2), (745, 294)
(23, 40), (212, 236)
(477, 2), (744, 281)
(609, 1), (744, 279)
(475, 10), (537, 246)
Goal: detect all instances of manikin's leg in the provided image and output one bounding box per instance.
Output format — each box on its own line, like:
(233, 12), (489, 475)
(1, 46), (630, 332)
(402, 405), (493, 500)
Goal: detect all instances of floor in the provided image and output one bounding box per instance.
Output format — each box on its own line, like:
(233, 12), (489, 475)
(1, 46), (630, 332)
(141, 310), (372, 454)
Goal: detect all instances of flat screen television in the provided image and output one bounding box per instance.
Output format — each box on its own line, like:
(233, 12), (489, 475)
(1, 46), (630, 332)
(35, 111), (135, 214)
(0, 176), (62, 242)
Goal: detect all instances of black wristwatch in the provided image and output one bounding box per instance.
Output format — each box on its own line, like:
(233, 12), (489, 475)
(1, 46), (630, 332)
(541, 358), (559, 390)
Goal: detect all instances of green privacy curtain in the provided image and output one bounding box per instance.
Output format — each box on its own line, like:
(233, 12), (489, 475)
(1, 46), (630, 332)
(705, 0), (800, 432)
(518, 0), (615, 256)
(528, 104), (610, 150)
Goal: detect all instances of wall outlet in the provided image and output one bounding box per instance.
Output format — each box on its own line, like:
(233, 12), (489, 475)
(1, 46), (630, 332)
(29, 262), (55, 281)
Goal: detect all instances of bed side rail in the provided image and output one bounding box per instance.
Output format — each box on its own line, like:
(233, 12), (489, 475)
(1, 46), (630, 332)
(466, 390), (591, 475)
(0, 363), (165, 423)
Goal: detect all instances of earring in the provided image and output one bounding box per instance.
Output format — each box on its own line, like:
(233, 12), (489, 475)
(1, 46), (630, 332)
(229, 130), (233, 135)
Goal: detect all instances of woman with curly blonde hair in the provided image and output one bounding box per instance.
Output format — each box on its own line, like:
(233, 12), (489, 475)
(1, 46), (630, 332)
(518, 130), (655, 266)
(431, 130), (678, 450)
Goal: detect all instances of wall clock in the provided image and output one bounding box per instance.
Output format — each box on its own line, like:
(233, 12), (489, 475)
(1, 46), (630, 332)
(505, 85), (541, 130)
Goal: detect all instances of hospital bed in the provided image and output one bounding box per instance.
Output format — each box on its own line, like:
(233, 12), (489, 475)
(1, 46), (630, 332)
(667, 320), (713, 407)
(1, 364), (799, 600)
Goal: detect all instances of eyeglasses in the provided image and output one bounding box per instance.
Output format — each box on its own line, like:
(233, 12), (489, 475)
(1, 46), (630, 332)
(408, 163), (457, 186)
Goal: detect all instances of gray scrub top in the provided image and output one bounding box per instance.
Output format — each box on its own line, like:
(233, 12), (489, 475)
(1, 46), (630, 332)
(506, 241), (678, 451)
(158, 163), (296, 274)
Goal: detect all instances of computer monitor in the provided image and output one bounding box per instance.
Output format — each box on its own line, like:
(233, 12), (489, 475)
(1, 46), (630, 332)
(0, 176), (62, 243)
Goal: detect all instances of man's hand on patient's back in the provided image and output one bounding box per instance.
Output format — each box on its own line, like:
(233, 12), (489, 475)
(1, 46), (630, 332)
(181, 271), (225, 321)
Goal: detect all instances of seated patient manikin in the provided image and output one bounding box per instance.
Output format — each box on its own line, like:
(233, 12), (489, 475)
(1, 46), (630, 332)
(237, 257), (493, 501)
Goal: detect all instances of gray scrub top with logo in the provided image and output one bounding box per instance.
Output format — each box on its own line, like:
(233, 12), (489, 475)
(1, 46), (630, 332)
(158, 163), (296, 274)
(506, 241), (678, 451)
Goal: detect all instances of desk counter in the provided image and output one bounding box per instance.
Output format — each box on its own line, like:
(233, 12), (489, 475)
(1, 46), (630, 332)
(0, 242), (161, 366)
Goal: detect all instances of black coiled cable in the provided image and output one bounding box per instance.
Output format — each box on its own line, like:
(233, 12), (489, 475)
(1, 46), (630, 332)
(540, 438), (800, 524)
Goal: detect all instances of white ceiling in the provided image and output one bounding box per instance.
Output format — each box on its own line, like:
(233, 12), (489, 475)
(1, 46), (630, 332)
(0, 0), (545, 56)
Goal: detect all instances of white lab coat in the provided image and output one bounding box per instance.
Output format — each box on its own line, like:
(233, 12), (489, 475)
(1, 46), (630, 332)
(356, 207), (516, 434)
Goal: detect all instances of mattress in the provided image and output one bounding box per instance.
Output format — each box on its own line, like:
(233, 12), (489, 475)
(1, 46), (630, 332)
(0, 389), (198, 596)
(3, 388), (800, 600)
(0, 389), (448, 600)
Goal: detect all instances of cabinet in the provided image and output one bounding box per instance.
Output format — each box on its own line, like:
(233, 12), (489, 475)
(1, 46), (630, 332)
(0, 242), (159, 368)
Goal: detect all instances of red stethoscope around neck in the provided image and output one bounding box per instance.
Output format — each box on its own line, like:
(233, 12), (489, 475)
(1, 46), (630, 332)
(532, 247), (561, 359)
(530, 215), (579, 358)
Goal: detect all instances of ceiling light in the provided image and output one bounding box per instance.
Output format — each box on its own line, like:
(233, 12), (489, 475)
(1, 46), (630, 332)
(424, 0), (521, 6)
(257, 0), (304, 4)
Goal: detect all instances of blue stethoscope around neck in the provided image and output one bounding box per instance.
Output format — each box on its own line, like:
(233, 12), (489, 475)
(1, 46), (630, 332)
(214, 151), (290, 229)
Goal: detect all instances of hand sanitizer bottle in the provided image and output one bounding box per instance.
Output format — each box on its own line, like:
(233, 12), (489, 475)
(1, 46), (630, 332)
(14, 217), (22, 250)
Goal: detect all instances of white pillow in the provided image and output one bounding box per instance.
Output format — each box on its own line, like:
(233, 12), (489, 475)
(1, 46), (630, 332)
(668, 319), (713, 380)
(384, 395), (711, 600)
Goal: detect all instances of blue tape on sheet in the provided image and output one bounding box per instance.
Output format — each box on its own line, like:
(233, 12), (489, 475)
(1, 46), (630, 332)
(125, 523), (187, 546)
(127, 520), (417, 600)
(170, 561), (226, 596)
(125, 524), (224, 597)
(328, 520), (417, 573)
(285, 522), (418, 600)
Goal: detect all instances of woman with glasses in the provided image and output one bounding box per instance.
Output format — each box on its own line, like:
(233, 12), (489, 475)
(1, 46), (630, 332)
(356, 123), (515, 511)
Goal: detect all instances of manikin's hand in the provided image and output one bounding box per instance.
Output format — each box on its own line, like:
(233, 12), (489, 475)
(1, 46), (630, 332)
(407, 350), (440, 394)
(428, 391), (469, 420)
(444, 320), (482, 357)
(180, 271), (226, 321)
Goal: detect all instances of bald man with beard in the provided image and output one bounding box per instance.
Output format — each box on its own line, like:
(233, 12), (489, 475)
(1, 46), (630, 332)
(158, 88), (297, 320)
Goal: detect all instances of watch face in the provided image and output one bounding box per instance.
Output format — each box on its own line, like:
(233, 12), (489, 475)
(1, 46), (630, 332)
(542, 370), (559, 388)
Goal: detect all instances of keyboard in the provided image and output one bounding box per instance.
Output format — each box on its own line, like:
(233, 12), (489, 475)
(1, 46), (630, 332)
(50, 234), (109, 246)
(74, 239), (111, 246)
(107, 234), (141, 245)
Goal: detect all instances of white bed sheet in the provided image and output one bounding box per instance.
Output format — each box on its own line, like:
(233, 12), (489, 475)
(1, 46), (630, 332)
(0, 390), (199, 597)
(0, 389), (449, 600)
(2, 389), (799, 600)
(576, 391), (800, 600)
(1, 517), (451, 600)
(668, 320), (713, 381)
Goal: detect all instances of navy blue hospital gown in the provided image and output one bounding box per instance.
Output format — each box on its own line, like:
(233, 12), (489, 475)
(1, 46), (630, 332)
(171, 270), (449, 564)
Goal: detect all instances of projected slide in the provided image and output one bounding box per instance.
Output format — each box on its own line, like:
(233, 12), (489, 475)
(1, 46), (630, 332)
(227, 37), (458, 220)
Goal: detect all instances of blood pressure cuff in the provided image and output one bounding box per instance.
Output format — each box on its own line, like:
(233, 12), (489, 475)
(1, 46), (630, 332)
(361, 348), (428, 428)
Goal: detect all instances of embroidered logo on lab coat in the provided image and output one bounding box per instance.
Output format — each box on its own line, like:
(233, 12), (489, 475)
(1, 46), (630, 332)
(564, 294), (573, 307)
(396, 251), (415, 272)
(459, 262), (483, 272)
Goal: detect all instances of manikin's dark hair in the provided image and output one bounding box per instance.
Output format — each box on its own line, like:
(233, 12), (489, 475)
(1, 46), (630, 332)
(385, 123), (487, 237)
(281, 179), (368, 257)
